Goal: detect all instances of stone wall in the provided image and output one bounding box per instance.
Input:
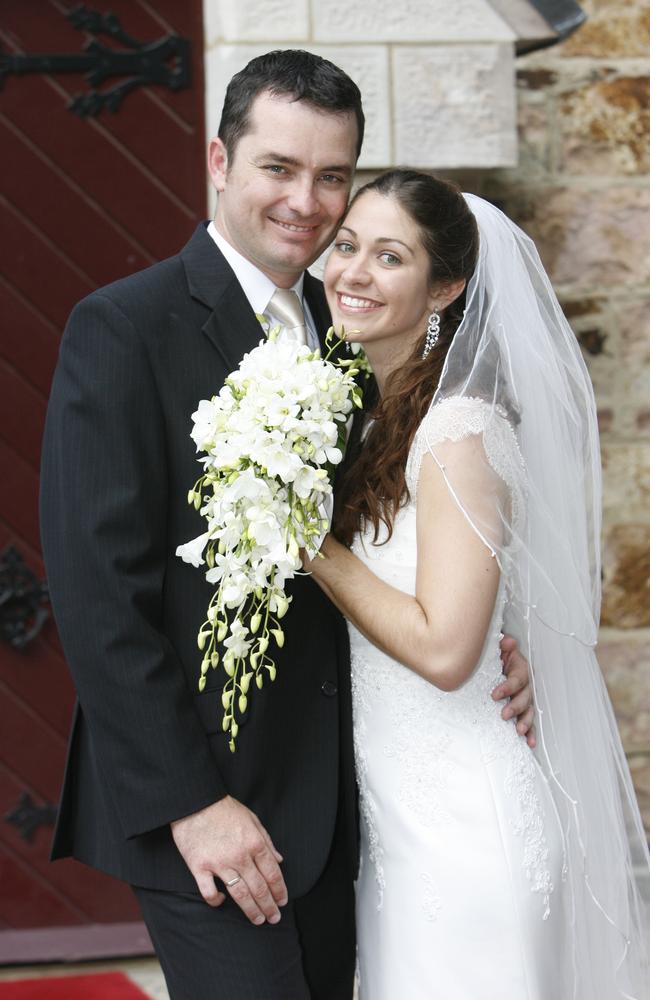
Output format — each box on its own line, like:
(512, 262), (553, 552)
(472, 0), (650, 836)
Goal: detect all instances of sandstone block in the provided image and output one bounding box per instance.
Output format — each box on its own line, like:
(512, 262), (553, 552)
(392, 44), (517, 168)
(598, 632), (650, 753)
(601, 524), (650, 628)
(559, 75), (650, 176)
(559, 0), (650, 58)
(203, 0), (222, 46)
(312, 0), (513, 43)
(503, 187), (650, 289)
(601, 444), (650, 523)
(214, 0), (308, 42)
(513, 98), (551, 177)
(619, 300), (650, 367)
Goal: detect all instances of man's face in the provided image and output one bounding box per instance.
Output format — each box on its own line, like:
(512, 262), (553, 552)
(209, 91), (358, 287)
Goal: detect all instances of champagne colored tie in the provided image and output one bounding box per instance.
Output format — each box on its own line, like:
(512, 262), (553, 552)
(268, 288), (308, 346)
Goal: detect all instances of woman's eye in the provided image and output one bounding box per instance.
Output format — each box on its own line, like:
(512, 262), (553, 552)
(265, 165), (286, 175)
(379, 252), (400, 265)
(335, 242), (356, 254)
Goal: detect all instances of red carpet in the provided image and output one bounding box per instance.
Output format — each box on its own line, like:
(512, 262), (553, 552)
(0, 972), (151, 999)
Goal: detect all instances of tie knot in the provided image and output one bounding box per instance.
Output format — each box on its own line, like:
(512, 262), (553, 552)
(268, 288), (307, 345)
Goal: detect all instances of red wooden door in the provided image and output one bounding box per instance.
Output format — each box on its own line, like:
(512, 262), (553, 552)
(0, 0), (206, 962)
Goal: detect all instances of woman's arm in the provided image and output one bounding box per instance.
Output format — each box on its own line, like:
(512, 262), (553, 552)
(307, 434), (504, 692)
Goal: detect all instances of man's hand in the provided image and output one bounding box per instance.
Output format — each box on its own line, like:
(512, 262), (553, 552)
(171, 796), (288, 925)
(493, 634), (536, 748)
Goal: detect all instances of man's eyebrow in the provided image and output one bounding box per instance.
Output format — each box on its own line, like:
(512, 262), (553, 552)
(337, 227), (414, 254)
(253, 153), (352, 174)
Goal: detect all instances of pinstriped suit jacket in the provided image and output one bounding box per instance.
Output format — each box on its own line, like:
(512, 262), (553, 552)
(40, 224), (357, 896)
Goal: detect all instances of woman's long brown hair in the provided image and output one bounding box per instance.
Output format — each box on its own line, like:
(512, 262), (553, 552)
(333, 171), (479, 548)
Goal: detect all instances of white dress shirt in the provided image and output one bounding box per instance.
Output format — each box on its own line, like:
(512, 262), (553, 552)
(207, 222), (320, 350)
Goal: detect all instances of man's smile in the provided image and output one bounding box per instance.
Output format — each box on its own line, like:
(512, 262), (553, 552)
(269, 216), (320, 235)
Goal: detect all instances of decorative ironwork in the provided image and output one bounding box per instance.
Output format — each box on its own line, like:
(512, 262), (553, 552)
(0, 546), (49, 650)
(0, 4), (191, 117)
(5, 792), (57, 843)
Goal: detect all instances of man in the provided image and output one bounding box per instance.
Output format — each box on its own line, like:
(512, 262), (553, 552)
(40, 50), (533, 1000)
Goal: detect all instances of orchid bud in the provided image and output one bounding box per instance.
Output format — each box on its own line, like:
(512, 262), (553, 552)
(217, 622), (228, 642)
(271, 628), (285, 648)
(222, 715), (230, 732)
(221, 689), (233, 710)
(267, 665), (277, 682)
(250, 613), (262, 634)
(211, 651), (220, 668)
(201, 657), (210, 675)
(197, 632), (207, 651)
(240, 672), (251, 694)
(258, 637), (269, 654)
(238, 694), (248, 714)
(256, 674), (264, 689)
(198, 675), (206, 692)
(187, 490), (195, 505)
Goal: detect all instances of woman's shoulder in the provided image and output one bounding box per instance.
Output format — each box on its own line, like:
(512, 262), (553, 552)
(406, 395), (524, 498)
(415, 395), (510, 445)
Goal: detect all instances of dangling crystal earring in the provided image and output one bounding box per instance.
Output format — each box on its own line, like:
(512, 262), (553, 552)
(422, 310), (440, 359)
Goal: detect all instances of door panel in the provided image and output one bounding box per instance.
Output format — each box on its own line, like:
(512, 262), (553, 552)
(0, 0), (206, 959)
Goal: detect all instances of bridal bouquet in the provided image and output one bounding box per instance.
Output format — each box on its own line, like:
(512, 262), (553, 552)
(176, 325), (365, 751)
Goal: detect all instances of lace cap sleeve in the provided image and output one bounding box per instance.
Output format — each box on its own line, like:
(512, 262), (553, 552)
(406, 396), (526, 537)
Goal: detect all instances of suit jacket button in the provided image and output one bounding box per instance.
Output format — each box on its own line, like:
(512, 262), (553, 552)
(321, 680), (338, 697)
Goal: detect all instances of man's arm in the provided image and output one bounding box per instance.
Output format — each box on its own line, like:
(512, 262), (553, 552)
(40, 292), (227, 836)
(494, 635), (535, 748)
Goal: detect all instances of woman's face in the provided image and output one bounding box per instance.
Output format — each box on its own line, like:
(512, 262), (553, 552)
(324, 190), (436, 358)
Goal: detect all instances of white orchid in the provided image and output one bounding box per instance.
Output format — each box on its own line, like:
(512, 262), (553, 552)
(177, 324), (368, 750)
(175, 530), (210, 567)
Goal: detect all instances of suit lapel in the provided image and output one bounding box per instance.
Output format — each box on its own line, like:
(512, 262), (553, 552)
(201, 285), (266, 373)
(180, 224), (265, 372)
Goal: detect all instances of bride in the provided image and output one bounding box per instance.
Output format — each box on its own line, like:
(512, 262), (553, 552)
(304, 170), (650, 998)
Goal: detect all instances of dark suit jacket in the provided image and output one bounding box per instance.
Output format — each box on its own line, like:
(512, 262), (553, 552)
(40, 224), (357, 896)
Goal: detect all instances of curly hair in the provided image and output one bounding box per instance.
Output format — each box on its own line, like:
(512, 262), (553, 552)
(333, 170), (479, 548)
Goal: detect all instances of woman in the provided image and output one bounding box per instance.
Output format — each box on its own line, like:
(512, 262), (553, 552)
(305, 171), (650, 998)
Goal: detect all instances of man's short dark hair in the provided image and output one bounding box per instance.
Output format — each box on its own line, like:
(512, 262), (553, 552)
(218, 49), (365, 162)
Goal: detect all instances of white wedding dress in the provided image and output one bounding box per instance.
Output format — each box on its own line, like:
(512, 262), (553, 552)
(349, 397), (565, 999)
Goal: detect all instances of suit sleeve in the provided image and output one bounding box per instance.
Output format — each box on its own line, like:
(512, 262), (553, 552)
(40, 291), (228, 839)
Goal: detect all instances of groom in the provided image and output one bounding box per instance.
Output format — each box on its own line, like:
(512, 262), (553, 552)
(40, 50), (533, 1000)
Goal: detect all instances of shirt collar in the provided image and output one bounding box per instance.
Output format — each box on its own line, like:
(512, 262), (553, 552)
(207, 222), (305, 316)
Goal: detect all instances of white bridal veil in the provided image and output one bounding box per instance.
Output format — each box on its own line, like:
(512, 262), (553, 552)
(423, 194), (650, 998)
